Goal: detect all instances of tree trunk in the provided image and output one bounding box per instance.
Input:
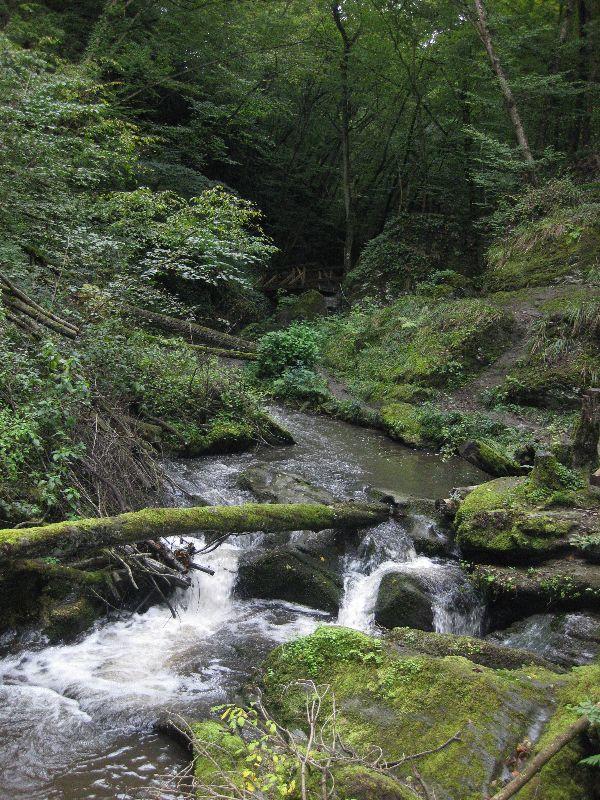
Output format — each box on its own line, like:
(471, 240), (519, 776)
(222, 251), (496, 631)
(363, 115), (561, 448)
(472, 0), (536, 172)
(332, 3), (358, 274)
(124, 306), (256, 352)
(0, 502), (389, 564)
(573, 388), (600, 467)
(569, 0), (595, 152)
(539, 0), (575, 148)
(489, 702), (599, 800)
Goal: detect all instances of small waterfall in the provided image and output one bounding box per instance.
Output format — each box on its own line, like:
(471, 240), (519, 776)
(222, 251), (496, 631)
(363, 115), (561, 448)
(174, 534), (249, 625)
(337, 518), (483, 636)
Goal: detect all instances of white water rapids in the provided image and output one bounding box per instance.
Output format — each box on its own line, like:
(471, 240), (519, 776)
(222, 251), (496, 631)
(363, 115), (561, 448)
(0, 409), (487, 799)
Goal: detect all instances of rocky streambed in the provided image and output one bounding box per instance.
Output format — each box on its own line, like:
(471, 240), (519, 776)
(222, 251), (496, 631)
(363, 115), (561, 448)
(0, 408), (598, 799)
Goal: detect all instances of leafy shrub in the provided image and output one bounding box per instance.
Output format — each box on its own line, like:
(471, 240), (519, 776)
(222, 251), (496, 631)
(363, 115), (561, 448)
(99, 186), (277, 296)
(256, 324), (321, 378)
(270, 367), (329, 404)
(81, 320), (264, 434)
(0, 337), (90, 522)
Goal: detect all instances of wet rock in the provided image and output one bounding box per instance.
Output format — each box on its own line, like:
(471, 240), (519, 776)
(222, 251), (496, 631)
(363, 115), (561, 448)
(405, 515), (454, 557)
(367, 489), (453, 556)
(236, 547), (342, 612)
(487, 612), (600, 667)
(471, 559), (600, 630)
(375, 573), (434, 631)
(237, 466), (337, 505)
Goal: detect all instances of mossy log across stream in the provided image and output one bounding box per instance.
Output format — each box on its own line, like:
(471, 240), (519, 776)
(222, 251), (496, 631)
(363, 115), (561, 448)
(0, 502), (389, 563)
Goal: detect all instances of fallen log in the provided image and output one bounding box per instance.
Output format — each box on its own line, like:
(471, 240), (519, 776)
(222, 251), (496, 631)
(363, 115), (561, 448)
(0, 270), (79, 338)
(161, 338), (257, 361)
(488, 702), (600, 800)
(0, 502), (389, 563)
(125, 306), (256, 352)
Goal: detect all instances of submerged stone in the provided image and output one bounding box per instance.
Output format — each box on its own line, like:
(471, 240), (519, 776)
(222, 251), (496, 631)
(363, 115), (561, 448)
(237, 466), (336, 505)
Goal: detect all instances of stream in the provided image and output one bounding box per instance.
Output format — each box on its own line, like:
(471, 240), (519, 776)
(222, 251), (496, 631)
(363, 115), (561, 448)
(0, 408), (490, 799)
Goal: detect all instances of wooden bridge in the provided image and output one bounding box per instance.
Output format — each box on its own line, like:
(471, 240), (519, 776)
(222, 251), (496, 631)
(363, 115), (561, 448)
(260, 264), (344, 294)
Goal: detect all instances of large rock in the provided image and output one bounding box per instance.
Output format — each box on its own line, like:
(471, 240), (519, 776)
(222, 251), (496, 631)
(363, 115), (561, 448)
(455, 457), (600, 563)
(458, 439), (526, 478)
(375, 572), (434, 631)
(237, 466), (336, 505)
(263, 626), (589, 800)
(367, 489), (454, 556)
(236, 547), (342, 612)
(471, 559), (600, 630)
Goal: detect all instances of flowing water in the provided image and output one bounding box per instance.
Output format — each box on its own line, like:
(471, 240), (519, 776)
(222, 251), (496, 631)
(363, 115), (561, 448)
(0, 408), (487, 799)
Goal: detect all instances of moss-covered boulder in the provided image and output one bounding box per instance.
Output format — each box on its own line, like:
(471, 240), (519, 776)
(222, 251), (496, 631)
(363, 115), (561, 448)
(458, 439), (526, 478)
(262, 626), (563, 800)
(455, 455), (600, 562)
(183, 413), (294, 457)
(387, 627), (562, 671)
(236, 547), (342, 612)
(380, 402), (425, 447)
(375, 573), (434, 631)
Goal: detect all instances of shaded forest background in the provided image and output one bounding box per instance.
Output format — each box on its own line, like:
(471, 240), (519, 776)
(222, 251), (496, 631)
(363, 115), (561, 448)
(0, 0), (598, 526)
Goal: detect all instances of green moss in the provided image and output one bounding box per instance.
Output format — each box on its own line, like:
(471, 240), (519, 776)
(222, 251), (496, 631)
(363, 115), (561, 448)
(455, 457), (599, 561)
(321, 296), (513, 403)
(44, 595), (97, 641)
(333, 765), (415, 800)
(484, 211), (600, 292)
(502, 350), (600, 410)
(387, 627), (561, 671)
(263, 626), (561, 800)
(460, 438), (525, 477)
(380, 402), (425, 447)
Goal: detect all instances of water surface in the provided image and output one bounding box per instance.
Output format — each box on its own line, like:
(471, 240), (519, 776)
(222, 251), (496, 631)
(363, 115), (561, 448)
(0, 408), (487, 799)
